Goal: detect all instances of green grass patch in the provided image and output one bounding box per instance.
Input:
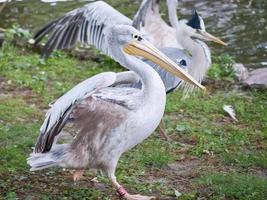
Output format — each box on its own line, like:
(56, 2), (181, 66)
(165, 89), (267, 156)
(198, 172), (267, 200)
(223, 150), (267, 169)
(208, 54), (235, 80)
(0, 97), (40, 123)
(133, 138), (175, 168)
(0, 122), (40, 173)
(0, 45), (122, 104)
(0, 43), (266, 199)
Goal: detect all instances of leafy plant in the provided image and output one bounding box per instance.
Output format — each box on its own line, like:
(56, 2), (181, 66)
(208, 54), (235, 80)
(1, 24), (32, 53)
(4, 24), (32, 42)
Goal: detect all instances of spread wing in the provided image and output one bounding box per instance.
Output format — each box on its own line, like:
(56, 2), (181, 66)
(35, 72), (116, 153)
(132, 0), (156, 30)
(34, 71), (140, 153)
(34, 1), (132, 58)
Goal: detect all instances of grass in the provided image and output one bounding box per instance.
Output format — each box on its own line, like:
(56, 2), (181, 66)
(0, 41), (266, 199)
(198, 173), (267, 200)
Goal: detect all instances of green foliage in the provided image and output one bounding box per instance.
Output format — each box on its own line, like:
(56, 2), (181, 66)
(165, 89), (267, 158)
(208, 54), (235, 80)
(0, 98), (40, 123)
(198, 173), (267, 200)
(223, 151), (267, 169)
(3, 24), (32, 43)
(0, 44), (122, 104)
(1, 24), (32, 54)
(5, 192), (18, 200)
(176, 123), (192, 134)
(134, 138), (175, 168)
(100, 54), (122, 69)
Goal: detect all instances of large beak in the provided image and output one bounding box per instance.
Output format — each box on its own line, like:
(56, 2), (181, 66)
(200, 31), (227, 46)
(123, 39), (205, 90)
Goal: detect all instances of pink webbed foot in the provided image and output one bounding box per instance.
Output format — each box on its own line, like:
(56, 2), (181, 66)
(117, 186), (155, 200)
(73, 169), (84, 182)
(124, 194), (155, 200)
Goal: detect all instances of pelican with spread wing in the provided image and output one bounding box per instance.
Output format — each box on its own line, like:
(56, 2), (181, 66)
(133, 0), (227, 84)
(33, 1), (189, 94)
(32, 0), (191, 141)
(27, 1), (205, 199)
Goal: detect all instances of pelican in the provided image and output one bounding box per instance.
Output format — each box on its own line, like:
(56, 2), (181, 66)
(32, 0), (190, 141)
(33, 0), (226, 91)
(133, 0), (227, 84)
(132, 0), (227, 138)
(133, 0), (182, 48)
(27, 1), (205, 199)
(33, 1), (189, 94)
(32, 0), (226, 141)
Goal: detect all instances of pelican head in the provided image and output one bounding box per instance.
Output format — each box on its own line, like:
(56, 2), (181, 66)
(107, 25), (204, 90)
(181, 11), (227, 46)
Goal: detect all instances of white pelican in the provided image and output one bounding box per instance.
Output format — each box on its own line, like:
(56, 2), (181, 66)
(133, 0), (227, 85)
(33, 1), (189, 94)
(132, 0), (227, 139)
(32, 0), (190, 141)
(27, 1), (205, 199)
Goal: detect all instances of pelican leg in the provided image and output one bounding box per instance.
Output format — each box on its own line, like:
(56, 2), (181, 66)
(109, 174), (155, 200)
(159, 119), (171, 141)
(73, 169), (84, 182)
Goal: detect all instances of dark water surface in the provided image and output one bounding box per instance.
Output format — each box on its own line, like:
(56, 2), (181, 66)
(0, 0), (266, 69)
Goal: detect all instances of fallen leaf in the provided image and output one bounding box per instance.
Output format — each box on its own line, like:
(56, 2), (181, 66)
(174, 189), (182, 197)
(223, 105), (238, 122)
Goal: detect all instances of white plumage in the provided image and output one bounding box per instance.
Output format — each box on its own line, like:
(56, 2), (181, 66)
(133, 0), (227, 87)
(28, 2), (204, 199)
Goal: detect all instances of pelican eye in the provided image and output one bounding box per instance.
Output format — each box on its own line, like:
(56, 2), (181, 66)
(178, 59), (187, 66)
(132, 33), (143, 41)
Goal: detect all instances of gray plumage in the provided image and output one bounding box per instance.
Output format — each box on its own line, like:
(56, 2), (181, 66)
(133, 0), (226, 89)
(143, 47), (190, 93)
(33, 0), (188, 93)
(133, 0), (181, 49)
(28, 2), (204, 198)
(34, 1), (132, 58)
(28, 71), (141, 167)
(132, 0), (157, 30)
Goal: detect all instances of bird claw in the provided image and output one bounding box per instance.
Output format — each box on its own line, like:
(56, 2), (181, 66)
(73, 170), (84, 182)
(90, 177), (99, 183)
(124, 194), (155, 200)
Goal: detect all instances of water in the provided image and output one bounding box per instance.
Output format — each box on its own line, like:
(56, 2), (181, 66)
(0, 0), (266, 69)
(178, 0), (267, 69)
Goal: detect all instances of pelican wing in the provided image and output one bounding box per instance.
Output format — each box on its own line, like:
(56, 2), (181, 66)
(35, 71), (140, 153)
(34, 1), (132, 58)
(132, 0), (156, 30)
(133, 0), (181, 48)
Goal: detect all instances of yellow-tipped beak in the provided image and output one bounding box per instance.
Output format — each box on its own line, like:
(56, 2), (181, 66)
(123, 39), (205, 90)
(201, 31), (227, 46)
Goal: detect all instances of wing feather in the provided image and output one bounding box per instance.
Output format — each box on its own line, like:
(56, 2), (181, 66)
(34, 19), (58, 44)
(132, 0), (157, 30)
(34, 1), (132, 58)
(35, 72), (117, 153)
(35, 71), (140, 153)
